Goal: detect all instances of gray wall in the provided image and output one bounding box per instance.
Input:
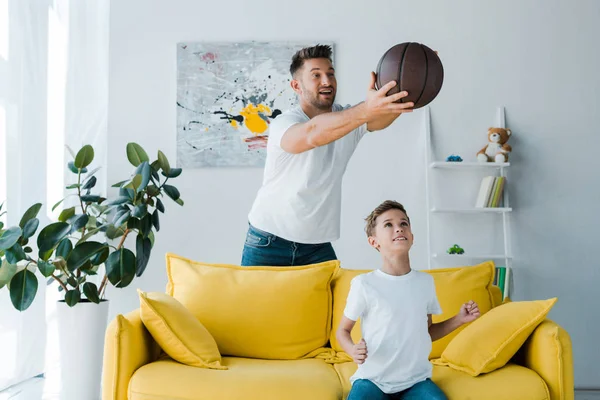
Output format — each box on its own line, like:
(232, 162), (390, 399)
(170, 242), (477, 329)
(108, 0), (600, 388)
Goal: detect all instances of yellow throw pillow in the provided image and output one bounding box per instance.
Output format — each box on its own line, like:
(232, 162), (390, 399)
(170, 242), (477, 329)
(432, 297), (557, 376)
(425, 261), (496, 358)
(138, 290), (227, 370)
(165, 253), (339, 360)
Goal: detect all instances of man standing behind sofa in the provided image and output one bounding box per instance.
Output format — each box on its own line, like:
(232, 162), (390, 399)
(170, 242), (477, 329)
(242, 44), (414, 266)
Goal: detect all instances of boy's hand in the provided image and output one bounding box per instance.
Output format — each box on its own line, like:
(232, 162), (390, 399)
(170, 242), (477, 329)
(458, 300), (480, 324)
(351, 339), (368, 365)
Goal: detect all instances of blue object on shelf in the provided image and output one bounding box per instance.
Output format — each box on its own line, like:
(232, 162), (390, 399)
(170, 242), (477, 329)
(446, 154), (463, 162)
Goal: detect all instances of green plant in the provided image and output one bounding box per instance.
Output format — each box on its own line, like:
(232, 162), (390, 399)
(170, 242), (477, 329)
(0, 143), (183, 311)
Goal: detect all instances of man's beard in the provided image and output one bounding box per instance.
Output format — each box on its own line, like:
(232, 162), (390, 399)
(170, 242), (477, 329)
(309, 91), (335, 110)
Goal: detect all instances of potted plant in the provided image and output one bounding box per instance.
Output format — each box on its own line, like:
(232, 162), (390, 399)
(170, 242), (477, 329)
(0, 143), (183, 400)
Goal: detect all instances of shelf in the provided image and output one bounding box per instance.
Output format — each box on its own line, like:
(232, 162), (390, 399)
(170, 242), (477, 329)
(430, 161), (510, 169)
(432, 254), (513, 260)
(431, 207), (512, 213)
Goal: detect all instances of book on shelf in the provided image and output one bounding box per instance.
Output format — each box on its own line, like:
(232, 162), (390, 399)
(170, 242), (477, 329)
(493, 266), (511, 300)
(475, 176), (506, 208)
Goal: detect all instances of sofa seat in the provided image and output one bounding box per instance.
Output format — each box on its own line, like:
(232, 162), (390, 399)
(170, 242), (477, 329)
(334, 362), (550, 400)
(128, 356), (343, 400)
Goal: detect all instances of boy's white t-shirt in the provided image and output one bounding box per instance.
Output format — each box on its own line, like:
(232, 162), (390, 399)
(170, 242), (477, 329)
(343, 269), (443, 394)
(247, 104), (368, 244)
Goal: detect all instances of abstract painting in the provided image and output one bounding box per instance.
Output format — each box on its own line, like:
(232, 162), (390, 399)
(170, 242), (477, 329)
(176, 41), (334, 167)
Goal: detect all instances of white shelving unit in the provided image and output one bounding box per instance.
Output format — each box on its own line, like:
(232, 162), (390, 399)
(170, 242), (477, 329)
(423, 106), (513, 286)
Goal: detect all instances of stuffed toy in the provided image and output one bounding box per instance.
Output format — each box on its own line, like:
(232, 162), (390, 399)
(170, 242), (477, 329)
(477, 127), (512, 163)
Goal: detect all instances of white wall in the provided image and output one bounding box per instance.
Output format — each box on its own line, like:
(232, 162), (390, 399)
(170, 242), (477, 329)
(108, 0), (600, 388)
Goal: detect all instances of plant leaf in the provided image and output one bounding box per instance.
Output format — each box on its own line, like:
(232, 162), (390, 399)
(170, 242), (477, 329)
(111, 180), (128, 188)
(83, 282), (100, 303)
(157, 150), (171, 174)
(161, 167), (182, 178)
(155, 198), (165, 213)
(68, 161), (87, 174)
(37, 222), (72, 258)
(124, 174), (143, 191)
(0, 259), (17, 289)
(90, 246), (109, 265)
(82, 175), (98, 190)
(104, 196), (131, 207)
(74, 145), (94, 169)
(135, 235), (152, 277)
(58, 207), (76, 223)
(106, 224), (126, 240)
(37, 260), (56, 278)
(126, 143), (149, 167)
(67, 241), (107, 272)
(152, 210), (160, 232)
(175, 198), (184, 206)
(132, 204), (147, 219)
(70, 215), (89, 232)
(163, 185), (180, 201)
(146, 184), (160, 197)
(76, 224), (107, 244)
(56, 238), (73, 260)
(19, 203), (42, 229)
(65, 289), (80, 307)
(0, 227), (23, 251)
(5, 244), (26, 264)
(80, 195), (103, 203)
(135, 162), (151, 193)
(10, 269), (38, 311)
(22, 218), (40, 240)
(141, 214), (152, 238)
(52, 194), (77, 212)
(113, 210), (131, 228)
(105, 248), (136, 288)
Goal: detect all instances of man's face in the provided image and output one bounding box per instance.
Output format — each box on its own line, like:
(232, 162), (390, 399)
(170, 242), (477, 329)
(369, 209), (414, 253)
(292, 58), (337, 110)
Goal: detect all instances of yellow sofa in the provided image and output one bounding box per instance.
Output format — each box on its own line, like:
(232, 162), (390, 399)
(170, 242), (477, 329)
(102, 256), (574, 400)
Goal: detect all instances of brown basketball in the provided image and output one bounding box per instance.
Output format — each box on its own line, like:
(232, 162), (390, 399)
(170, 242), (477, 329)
(375, 42), (444, 109)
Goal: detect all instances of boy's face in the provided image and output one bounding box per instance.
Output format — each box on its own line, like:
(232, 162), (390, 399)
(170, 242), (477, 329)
(368, 209), (414, 253)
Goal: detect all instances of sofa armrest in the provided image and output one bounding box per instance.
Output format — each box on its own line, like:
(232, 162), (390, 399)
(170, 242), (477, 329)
(102, 309), (160, 400)
(518, 319), (574, 400)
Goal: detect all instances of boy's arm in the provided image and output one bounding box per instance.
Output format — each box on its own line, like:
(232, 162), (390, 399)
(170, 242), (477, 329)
(428, 314), (464, 342)
(428, 300), (481, 342)
(336, 316), (367, 364)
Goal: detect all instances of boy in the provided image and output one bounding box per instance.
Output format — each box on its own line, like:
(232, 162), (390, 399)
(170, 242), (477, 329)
(336, 200), (480, 400)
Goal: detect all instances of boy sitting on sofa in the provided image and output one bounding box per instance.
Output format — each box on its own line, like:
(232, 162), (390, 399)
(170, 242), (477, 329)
(336, 200), (481, 400)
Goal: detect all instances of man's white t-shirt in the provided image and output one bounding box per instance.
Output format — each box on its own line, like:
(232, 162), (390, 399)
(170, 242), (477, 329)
(343, 269), (443, 394)
(248, 104), (368, 244)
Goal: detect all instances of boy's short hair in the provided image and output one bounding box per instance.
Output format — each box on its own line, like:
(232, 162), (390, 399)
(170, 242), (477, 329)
(365, 200), (410, 237)
(290, 44), (333, 77)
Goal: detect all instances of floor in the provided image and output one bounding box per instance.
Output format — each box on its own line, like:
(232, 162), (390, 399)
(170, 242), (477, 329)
(1, 377), (599, 400)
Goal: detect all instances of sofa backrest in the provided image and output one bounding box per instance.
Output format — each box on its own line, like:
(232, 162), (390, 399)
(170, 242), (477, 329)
(330, 261), (497, 359)
(165, 253), (340, 360)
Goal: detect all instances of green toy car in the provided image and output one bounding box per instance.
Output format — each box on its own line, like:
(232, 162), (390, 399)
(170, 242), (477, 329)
(447, 244), (465, 255)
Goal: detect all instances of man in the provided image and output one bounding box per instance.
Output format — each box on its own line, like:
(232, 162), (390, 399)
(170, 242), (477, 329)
(242, 44), (414, 266)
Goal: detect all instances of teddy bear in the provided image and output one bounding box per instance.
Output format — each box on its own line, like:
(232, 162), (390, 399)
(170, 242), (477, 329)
(477, 127), (512, 163)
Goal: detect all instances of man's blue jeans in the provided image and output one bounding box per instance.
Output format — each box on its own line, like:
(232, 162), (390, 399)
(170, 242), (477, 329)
(241, 223), (337, 266)
(348, 378), (448, 400)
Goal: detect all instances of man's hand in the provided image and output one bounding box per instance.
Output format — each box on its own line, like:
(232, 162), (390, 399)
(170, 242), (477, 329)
(457, 300), (480, 324)
(364, 72), (414, 121)
(351, 339), (368, 365)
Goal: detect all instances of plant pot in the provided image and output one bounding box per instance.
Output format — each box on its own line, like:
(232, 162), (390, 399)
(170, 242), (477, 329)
(57, 299), (109, 400)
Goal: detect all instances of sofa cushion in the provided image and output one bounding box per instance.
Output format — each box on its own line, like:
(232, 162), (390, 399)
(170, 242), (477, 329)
(433, 298), (557, 376)
(425, 261), (496, 358)
(332, 362), (549, 400)
(433, 363), (550, 400)
(128, 357), (343, 400)
(165, 253), (339, 360)
(138, 290), (226, 370)
(329, 262), (495, 358)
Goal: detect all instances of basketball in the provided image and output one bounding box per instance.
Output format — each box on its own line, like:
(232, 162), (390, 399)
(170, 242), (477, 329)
(375, 42), (444, 109)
